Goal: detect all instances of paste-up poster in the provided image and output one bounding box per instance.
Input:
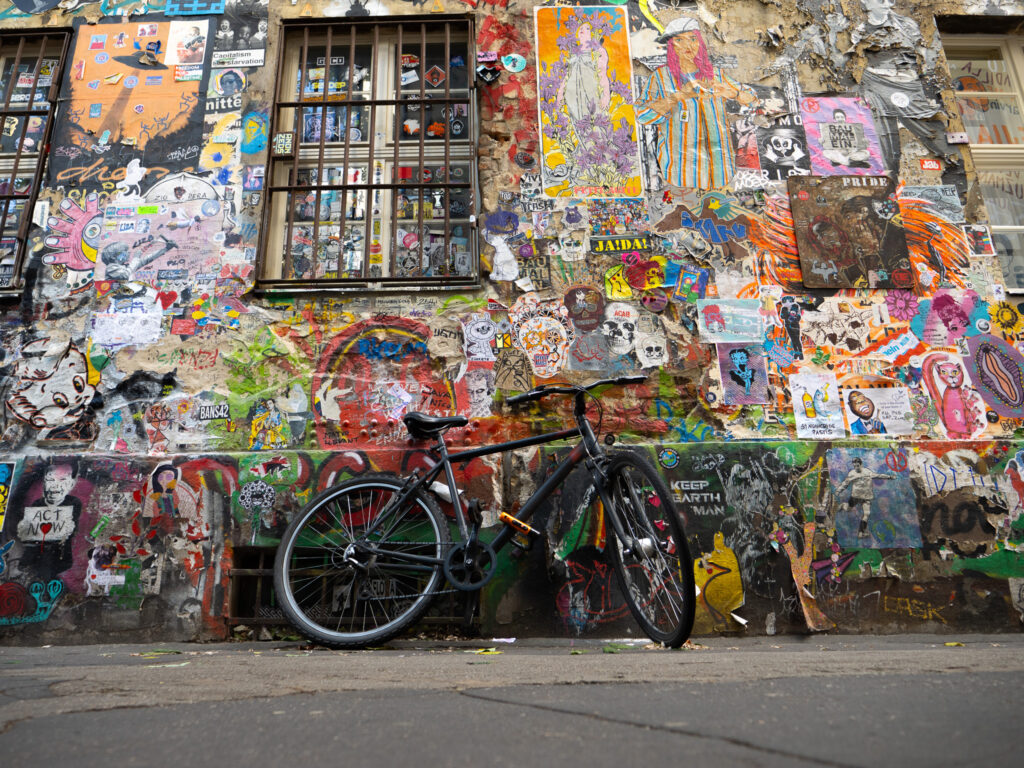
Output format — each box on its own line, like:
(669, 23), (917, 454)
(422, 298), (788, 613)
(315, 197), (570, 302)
(901, 185), (963, 223)
(841, 386), (913, 436)
(800, 95), (886, 176)
(966, 333), (1024, 418)
(48, 17), (212, 192)
(790, 372), (845, 439)
(716, 343), (769, 405)
(826, 446), (921, 549)
(789, 175), (912, 290)
(535, 6), (642, 198)
(696, 298), (762, 342)
(212, 0), (268, 68)
(899, 185), (971, 291)
(756, 120), (811, 181)
(0, 460), (16, 534)
(962, 224), (996, 257)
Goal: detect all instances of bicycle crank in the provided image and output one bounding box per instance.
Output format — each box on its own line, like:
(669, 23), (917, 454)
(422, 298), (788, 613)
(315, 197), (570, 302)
(444, 540), (498, 590)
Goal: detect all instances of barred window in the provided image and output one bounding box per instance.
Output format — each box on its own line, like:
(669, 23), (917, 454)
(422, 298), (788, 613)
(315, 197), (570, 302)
(0, 31), (70, 292)
(259, 16), (478, 291)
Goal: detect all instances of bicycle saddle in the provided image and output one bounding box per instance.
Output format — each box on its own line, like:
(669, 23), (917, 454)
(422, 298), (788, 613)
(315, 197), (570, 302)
(402, 411), (468, 440)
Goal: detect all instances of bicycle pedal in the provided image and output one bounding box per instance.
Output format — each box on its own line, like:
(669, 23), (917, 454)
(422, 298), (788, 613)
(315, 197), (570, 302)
(510, 532), (533, 552)
(500, 511), (539, 539)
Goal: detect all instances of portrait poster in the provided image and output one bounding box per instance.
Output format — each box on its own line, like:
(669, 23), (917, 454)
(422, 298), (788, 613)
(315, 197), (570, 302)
(696, 298), (763, 342)
(756, 119), (811, 182)
(211, 0), (268, 68)
(48, 17), (212, 192)
(535, 6), (642, 198)
(840, 386), (913, 436)
(789, 175), (912, 290)
(800, 95), (886, 176)
(716, 342), (769, 405)
(826, 447), (921, 549)
(790, 372), (845, 439)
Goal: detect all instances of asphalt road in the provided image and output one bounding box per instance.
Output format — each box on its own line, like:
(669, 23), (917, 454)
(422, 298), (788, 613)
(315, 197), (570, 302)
(2, 633), (1022, 767)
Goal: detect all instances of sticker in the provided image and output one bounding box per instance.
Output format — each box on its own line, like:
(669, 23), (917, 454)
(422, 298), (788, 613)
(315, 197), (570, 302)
(124, 76), (138, 88)
(134, 104), (144, 114)
(174, 65), (203, 82)
(145, 75), (163, 86)
(658, 448), (679, 469)
(401, 69), (419, 86)
(89, 103), (102, 118)
(94, 52), (109, 64)
(424, 65), (446, 87)
(890, 91), (910, 108)
(476, 65), (500, 84)
(477, 51), (498, 63)
(89, 35), (107, 50)
(920, 158), (941, 171)
(501, 54), (527, 73)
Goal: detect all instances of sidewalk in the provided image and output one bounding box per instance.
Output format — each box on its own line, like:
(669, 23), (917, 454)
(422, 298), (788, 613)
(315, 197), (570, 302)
(3, 634), (1023, 767)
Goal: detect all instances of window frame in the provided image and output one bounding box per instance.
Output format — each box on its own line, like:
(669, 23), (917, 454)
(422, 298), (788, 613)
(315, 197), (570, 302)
(256, 15), (481, 294)
(0, 29), (71, 295)
(944, 34), (1024, 292)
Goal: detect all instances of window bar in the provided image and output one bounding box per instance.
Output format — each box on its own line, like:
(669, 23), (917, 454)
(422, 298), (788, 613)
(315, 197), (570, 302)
(362, 23), (379, 280)
(389, 23), (403, 279)
(0, 35), (28, 248)
(442, 23), (452, 274)
(10, 36), (49, 243)
(264, 22), (291, 281)
(416, 24), (427, 276)
(1, 35), (26, 110)
(283, 27), (310, 280)
(11, 35), (48, 246)
(336, 25), (356, 279)
(311, 25), (333, 280)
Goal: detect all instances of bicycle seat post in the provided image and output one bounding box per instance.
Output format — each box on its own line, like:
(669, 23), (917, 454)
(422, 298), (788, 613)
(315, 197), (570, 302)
(434, 430), (471, 540)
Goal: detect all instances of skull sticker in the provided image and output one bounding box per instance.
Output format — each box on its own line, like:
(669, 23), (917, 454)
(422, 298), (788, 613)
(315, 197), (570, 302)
(635, 333), (668, 368)
(601, 302), (639, 356)
(509, 293), (575, 379)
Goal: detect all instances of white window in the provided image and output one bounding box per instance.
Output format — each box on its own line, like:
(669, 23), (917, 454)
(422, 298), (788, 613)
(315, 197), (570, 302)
(946, 36), (1024, 292)
(259, 17), (478, 291)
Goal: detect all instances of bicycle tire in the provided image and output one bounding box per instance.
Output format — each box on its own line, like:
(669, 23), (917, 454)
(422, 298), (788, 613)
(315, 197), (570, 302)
(273, 473), (450, 648)
(603, 451), (696, 647)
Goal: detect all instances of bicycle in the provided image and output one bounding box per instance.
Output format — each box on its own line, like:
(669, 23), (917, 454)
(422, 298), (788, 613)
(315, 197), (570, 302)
(273, 375), (696, 648)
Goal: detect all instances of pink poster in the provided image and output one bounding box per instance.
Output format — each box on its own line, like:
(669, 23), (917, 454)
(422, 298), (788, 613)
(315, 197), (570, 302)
(800, 95), (886, 176)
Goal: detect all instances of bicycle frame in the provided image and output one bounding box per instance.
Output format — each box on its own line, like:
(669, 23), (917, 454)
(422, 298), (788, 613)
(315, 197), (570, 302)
(358, 391), (631, 572)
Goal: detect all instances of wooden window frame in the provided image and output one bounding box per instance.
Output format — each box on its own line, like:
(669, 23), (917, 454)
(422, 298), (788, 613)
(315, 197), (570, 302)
(257, 15), (480, 294)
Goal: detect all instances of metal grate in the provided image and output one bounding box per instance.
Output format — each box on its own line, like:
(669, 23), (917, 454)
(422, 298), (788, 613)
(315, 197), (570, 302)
(227, 546), (478, 631)
(258, 16), (478, 290)
(0, 31), (70, 293)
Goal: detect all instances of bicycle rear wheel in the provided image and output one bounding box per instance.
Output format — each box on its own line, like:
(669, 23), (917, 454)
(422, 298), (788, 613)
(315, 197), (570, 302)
(273, 473), (450, 648)
(603, 452), (695, 647)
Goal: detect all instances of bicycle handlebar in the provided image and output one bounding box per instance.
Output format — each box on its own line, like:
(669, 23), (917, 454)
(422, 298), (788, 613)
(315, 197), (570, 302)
(505, 375), (647, 406)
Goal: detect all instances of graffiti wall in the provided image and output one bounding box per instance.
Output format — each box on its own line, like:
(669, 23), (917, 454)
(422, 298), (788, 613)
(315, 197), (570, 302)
(2, 0), (1024, 642)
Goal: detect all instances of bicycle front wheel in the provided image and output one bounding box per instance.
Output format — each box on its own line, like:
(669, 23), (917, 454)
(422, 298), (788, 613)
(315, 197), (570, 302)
(604, 452), (695, 647)
(273, 474), (450, 648)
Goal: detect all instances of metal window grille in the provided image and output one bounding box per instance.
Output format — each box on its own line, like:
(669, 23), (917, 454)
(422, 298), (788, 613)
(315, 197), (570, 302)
(259, 16), (478, 291)
(0, 31), (70, 292)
